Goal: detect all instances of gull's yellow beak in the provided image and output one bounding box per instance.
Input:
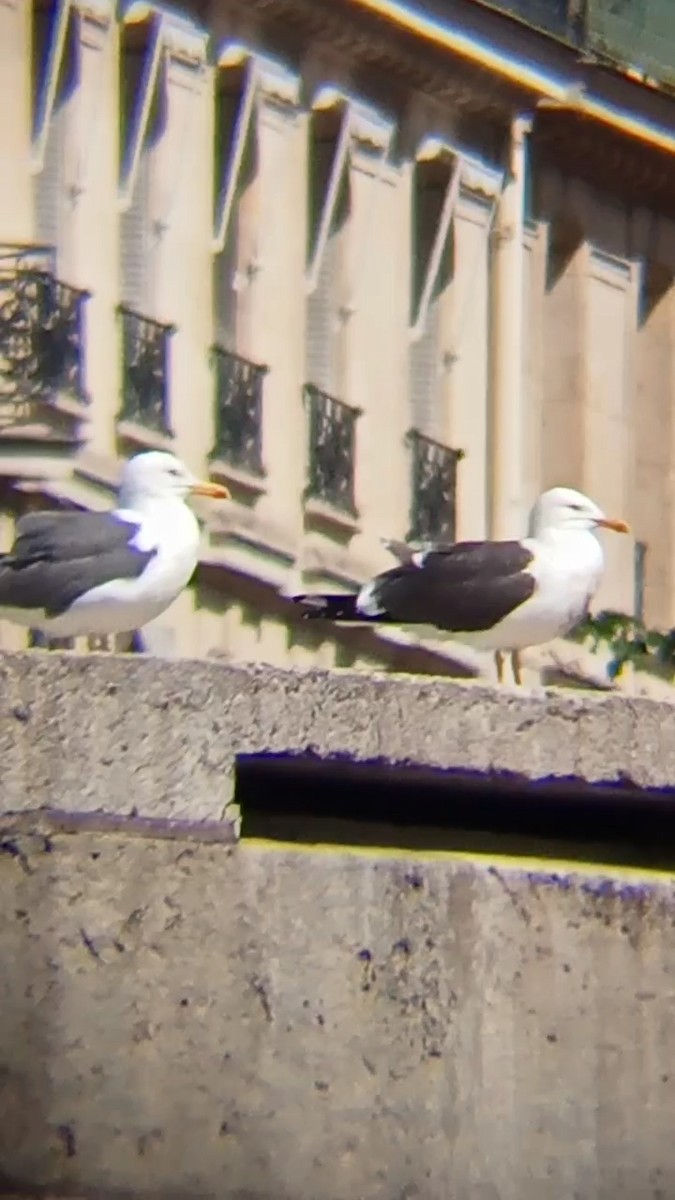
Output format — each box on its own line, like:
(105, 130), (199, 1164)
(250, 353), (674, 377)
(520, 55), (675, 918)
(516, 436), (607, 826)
(190, 480), (231, 500)
(596, 517), (630, 534)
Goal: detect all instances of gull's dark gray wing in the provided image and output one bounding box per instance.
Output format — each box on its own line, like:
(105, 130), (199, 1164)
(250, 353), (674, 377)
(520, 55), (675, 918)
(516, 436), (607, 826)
(294, 539), (537, 632)
(0, 511), (158, 617)
(367, 540), (536, 631)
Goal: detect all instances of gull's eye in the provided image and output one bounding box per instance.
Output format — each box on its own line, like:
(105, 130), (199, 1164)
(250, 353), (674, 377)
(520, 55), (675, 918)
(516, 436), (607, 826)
(168, 467), (182, 478)
(569, 503), (584, 512)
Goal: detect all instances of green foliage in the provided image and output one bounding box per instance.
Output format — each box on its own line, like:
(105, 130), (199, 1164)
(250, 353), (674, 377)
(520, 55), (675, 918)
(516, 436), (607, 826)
(570, 611), (675, 681)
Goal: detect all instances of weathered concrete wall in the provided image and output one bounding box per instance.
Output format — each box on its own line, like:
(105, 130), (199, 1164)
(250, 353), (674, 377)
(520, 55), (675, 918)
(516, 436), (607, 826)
(1, 653), (675, 1200)
(3, 832), (675, 1200)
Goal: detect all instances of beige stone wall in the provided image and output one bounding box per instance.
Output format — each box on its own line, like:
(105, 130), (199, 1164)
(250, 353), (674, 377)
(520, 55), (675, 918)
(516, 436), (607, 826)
(0, 1), (32, 241)
(534, 170), (675, 628)
(1, 1), (675, 683)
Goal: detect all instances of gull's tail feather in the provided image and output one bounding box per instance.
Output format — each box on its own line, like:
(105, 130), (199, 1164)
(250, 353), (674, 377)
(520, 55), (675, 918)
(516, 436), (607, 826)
(292, 593), (377, 622)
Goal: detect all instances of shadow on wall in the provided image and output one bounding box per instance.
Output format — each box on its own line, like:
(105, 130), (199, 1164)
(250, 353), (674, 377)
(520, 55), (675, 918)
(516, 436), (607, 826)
(237, 753), (675, 872)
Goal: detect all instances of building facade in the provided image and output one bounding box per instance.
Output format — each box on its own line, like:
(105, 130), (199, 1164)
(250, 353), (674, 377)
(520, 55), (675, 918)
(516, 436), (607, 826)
(1, 0), (675, 686)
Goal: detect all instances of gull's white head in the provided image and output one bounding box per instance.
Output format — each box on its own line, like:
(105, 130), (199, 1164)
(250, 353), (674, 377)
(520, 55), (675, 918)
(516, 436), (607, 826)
(118, 451), (231, 508)
(529, 486), (630, 538)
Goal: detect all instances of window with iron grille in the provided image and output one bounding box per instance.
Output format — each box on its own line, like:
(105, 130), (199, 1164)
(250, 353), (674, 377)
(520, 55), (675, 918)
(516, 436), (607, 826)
(407, 430), (464, 542)
(0, 260), (90, 403)
(118, 305), (175, 436)
(304, 383), (360, 516)
(210, 346), (267, 475)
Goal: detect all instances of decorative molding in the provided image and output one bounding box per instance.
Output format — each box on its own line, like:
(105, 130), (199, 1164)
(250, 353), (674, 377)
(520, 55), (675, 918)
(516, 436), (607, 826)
(415, 135), (503, 231)
(74, 451), (121, 491)
(75, 0), (114, 23)
(121, 2), (208, 65)
(589, 247), (633, 290)
(456, 188), (495, 226)
(200, 544), (292, 592)
(209, 459), (267, 500)
(217, 40), (301, 107)
(165, 55), (207, 92)
(300, 531), (372, 588)
(522, 218), (541, 250)
(461, 155), (505, 202)
(258, 57), (300, 108)
(14, 474), (111, 512)
(211, 526), (296, 566)
(0, 459), (70, 487)
(300, 563), (363, 590)
(416, 136), (504, 204)
(48, 390), (92, 419)
(258, 104), (300, 138)
(303, 497), (361, 538)
(311, 83), (394, 151)
(349, 144), (398, 184)
(115, 418), (175, 452)
(204, 504), (300, 586)
(0, 421), (82, 445)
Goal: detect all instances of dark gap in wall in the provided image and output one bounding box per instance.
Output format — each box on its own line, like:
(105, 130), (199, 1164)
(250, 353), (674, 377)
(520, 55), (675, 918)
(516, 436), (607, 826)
(237, 753), (675, 871)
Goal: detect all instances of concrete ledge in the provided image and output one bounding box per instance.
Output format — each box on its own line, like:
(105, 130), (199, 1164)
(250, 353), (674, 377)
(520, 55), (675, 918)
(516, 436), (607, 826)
(0, 653), (674, 829)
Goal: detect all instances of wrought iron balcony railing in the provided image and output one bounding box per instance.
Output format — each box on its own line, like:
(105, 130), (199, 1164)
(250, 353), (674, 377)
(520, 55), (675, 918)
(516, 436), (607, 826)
(304, 383), (361, 517)
(210, 347), (268, 476)
(118, 306), (175, 436)
(407, 429), (464, 542)
(0, 264), (90, 404)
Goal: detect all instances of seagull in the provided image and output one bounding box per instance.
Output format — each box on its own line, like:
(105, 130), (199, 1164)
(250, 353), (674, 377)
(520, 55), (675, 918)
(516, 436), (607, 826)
(291, 487), (630, 684)
(0, 451), (230, 640)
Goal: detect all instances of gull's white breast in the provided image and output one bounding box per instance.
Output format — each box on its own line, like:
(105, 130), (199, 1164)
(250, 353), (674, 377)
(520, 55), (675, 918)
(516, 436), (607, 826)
(462, 529), (605, 653)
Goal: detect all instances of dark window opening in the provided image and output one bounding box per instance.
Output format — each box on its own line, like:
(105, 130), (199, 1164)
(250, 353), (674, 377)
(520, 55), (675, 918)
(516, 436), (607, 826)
(32, 0), (80, 138)
(639, 261), (673, 326)
(546, 221), (583, 290)
(410, 156), (455, 324)
(634, 540), (647, 623)
(236, 753), (675, 872)
(307, 106), (351, 265)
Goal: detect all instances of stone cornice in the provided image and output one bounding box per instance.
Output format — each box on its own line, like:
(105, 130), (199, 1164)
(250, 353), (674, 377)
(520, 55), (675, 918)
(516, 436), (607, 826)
(241, 0), (675, 209)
